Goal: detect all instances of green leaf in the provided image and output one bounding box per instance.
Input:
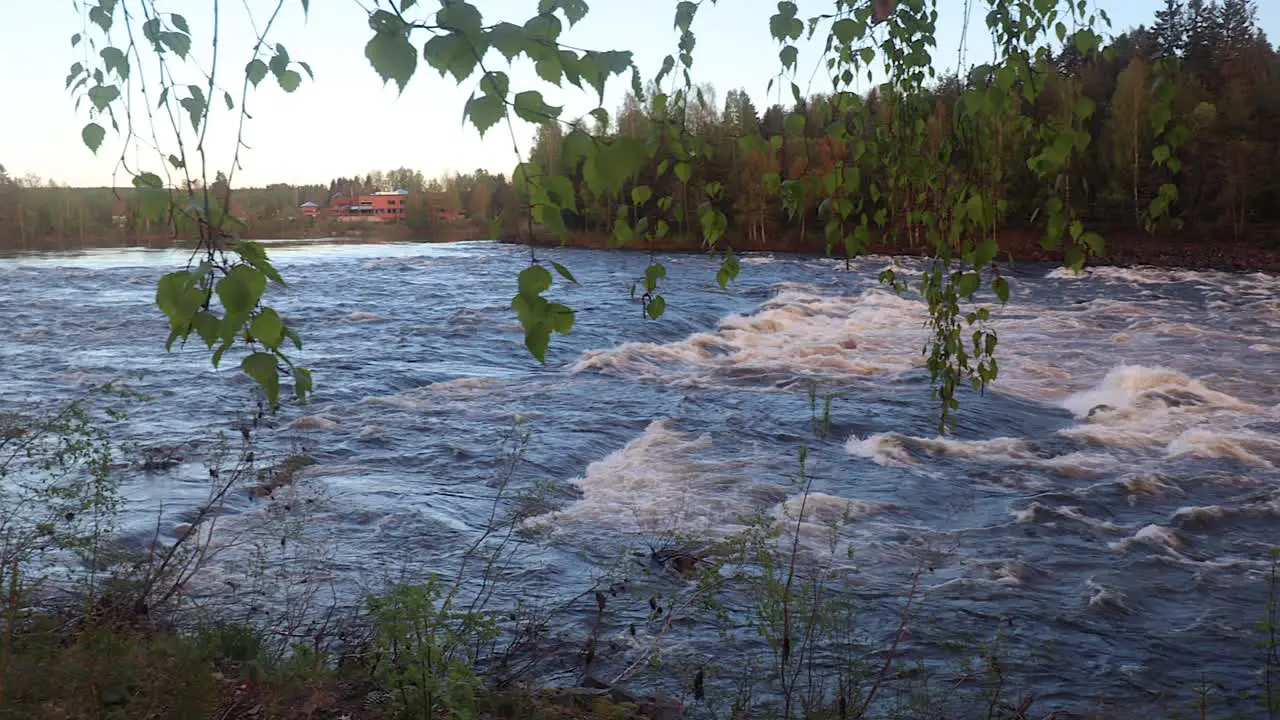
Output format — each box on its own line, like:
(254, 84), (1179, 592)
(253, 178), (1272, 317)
(179, 85), (206, 131)
(82, 123), (105, 153)
(250, 308), (286, 348)
(513, 90), (562, 123)
(518, 265), (553, 296)
(675, 162), (691, 184)
(480, 71), (509, 98)
(71, 33), (81, 47)
(780, 45), (797, 69)
(191, 311), (221, 348)
(646, 294), (666, 319)
(100, 47), (129, 80)
(89, 5), (113, 31)
(1152, 144), (1170, 165)
(547, 175), (576, 211)
(992, 276), (1010, 303)
(246, 59), (269, 87)
(241, 352), (280, 406)
(550, 261), (577, 283)
(171, 13), (190, 34)
(293, 367), (313, 401)
(161, 31), (191, 58)
(524, 326), (551, 363)
(438, 0), (484, 38)
(674, 1), (696, 30)
(298, 61), (314, 80)
(534, 54), (563, 85)
(422, 33), (476, 82)
(957, 272), (980, 298)
(486, 22), (525, 60)
(832, 18), (862, 44)
(548, 302), (575, 333)
(643, 262), (666, 290)
(631, 185), (652, 205)
(224, 91), (234, 110)
(215, 264), (267, 334)
(716, 252), (741, 289)
(1080, 231), (1105, 255)
(87, 85), (121, 111)
(235, 240), (287, 285)
(464, 93), (505, 136)
(365, 29), (418, 92)
(277, 69), (302, 92)
(524, 13), (563, 42)
(769, 13), (790, 40)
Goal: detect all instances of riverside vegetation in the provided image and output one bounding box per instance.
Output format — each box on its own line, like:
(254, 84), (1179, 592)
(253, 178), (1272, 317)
(3, 0), (1280, 717)
(7, 383), (1280, 719)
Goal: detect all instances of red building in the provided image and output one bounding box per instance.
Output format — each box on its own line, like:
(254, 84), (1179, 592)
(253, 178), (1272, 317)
(326, 189), (409, 222)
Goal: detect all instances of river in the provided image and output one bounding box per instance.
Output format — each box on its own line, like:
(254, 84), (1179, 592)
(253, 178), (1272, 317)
(2, 240), (1279, 713)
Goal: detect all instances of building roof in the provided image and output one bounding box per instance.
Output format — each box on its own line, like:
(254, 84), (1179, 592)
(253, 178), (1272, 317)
(300, 201), (319, 207)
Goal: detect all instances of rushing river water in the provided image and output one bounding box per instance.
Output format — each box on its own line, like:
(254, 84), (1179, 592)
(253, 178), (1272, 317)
(2, 240), (1279, 713)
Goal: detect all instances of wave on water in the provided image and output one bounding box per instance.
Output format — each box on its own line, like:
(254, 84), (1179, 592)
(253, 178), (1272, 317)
(1061, 365), (1250, 420)
(1046, 265), (1234, 285)
(1109, 523), (1183, 554)
(294, 415), (339, 431)
(573, 288), (926, 388)
(524, 419), (754, 535)
(526, 420), (886, 558)
(1054, 365), (1280, 469)
(846, 433), (1036, 468)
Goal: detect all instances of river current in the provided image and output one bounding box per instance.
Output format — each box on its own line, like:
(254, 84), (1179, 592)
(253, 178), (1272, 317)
(2, 240), (1279, 712)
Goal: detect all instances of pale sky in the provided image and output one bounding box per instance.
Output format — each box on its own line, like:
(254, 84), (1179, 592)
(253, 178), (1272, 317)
(1, 0), (1275, 188)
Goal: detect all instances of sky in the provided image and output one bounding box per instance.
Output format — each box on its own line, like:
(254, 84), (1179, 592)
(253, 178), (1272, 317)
(1, 0), (1276, 189)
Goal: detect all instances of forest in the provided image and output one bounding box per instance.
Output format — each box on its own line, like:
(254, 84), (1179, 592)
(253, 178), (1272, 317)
(522, 0), (1280, 255)
(0, 0), (1276, 255)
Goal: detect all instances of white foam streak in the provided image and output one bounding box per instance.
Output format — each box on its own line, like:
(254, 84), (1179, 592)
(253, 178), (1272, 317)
(574, 288), (926, 387)
(525, 419), (750, 535)
(846, 432), (1035, 468)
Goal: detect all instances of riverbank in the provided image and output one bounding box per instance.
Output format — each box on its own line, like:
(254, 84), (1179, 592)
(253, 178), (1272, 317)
(0, 219), (492, 253)
(6, 221), (1279, 273)
(503, 225), (1280, 273)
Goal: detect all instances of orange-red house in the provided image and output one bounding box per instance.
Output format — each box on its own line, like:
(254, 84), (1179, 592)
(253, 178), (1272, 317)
(324, 189), (410, 222)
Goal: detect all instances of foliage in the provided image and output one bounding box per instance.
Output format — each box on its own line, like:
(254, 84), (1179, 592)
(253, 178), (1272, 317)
(0, 384), (136, 596)
(367, 579), (497, 720)
(66, 0), (316, 408)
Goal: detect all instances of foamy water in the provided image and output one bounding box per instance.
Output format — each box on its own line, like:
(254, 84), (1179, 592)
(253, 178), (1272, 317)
(2, 243), (1278, 713)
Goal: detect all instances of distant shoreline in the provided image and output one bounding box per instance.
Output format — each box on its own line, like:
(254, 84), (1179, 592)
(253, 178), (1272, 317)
(501, 226), (1280, 274)
(4, 223), (1278, 274)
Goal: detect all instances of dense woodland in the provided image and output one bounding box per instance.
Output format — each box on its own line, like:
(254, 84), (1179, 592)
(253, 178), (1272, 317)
(524, 0), (1280, 252)
(0, 0), (1276, 254)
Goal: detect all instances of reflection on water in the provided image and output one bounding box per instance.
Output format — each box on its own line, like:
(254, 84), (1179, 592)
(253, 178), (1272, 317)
(2, 240), (1278, 711)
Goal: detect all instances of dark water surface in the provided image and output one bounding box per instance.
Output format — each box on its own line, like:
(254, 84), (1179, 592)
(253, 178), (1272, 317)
(3, 240), (1279, 712)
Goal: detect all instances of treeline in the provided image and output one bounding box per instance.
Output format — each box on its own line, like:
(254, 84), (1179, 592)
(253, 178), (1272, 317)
(0, 164), (521, 248)
(524, 0), (1279, 249)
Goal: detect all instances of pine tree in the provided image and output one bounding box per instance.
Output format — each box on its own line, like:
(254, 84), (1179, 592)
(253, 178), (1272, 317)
(1185, 0), (1220, 77)
(1153, 0), (1186, 57)
(1216, 0), (1258, 70)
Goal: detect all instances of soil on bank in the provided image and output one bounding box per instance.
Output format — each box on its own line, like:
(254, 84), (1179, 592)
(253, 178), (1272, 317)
(503, 225), (1280, 273)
